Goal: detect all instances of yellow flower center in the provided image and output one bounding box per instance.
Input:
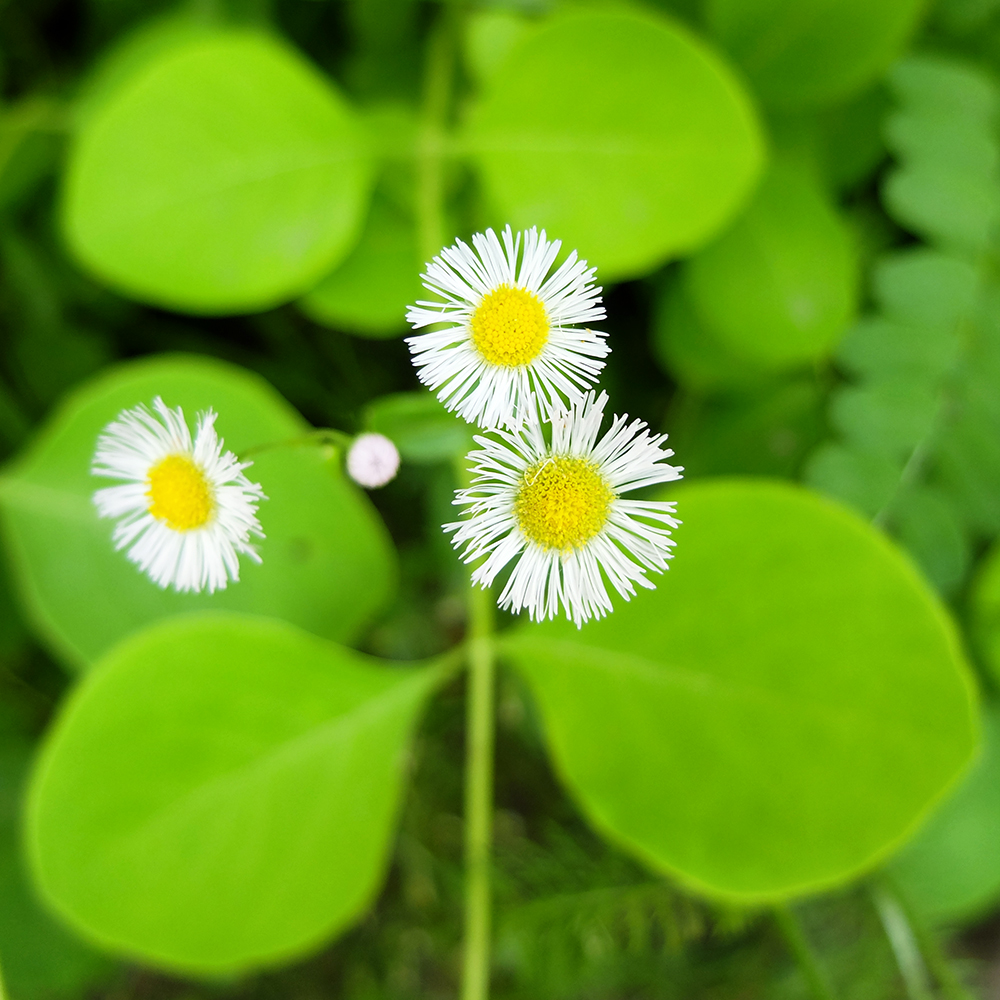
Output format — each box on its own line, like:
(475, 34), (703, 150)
(470, 284), (549, 366)
(146, 454), (214, 531)
(515, 456), (614, 551)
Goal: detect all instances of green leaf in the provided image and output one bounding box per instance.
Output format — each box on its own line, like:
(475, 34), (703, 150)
(27, 612), (442, 974)
(883, 56), (1000, 255)
(0, 731), (113, 999)
(830, 379), (938, 459)
(890, 486), (970, 598)
(706, 0), (926, 109)
(0, 355), (396, 670)
(466, 8), (764, 280)
(651, 277), (771, 391)
(503, 479), (977, 902)
(682, 158), (858, 369)
(364, 392), (474, 464)
(837, 317), (960, 383)
(298, 195), (422, 338)
(971, 539), (1000, 687)
(888, 702), (1000, 926)
(665, 377), (825, 479)
(63, 32), (373, 314)
(804, 444), (901, 519)
(463, 9), (537, 87)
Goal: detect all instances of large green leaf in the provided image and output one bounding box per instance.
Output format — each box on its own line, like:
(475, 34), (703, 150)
(27, 613), (442, 974)
(502, 479), (977, 902)
(363, 392), (474, 464)
(706, 0), (926, 110)
(466, 8), (764, 280)
(298, 195), (422, 338)
(888, 702), (1000, 925)
(0, 355), (395, 670)
(63, 32), (372, 314)
(682, 158), (858, 370)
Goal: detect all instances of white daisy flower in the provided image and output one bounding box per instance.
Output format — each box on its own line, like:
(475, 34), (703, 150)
(406, 225), (609, 429)
(91, 398), (266, 593)
(447, 392), (683, 627)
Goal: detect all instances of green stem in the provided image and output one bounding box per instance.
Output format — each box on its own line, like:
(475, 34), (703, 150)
(773, 903), (839, 1000)
(872, 883), (935, 1000)
(416, 1), (459, 263)
(880, 879), (977, 1000)
(462, 581), (495, 1000)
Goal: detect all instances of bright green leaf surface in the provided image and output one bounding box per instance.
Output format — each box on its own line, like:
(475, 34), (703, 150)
(63, 32), (372, 314)
(706, 0), (926, 109)
(467, 9), (764, 280)
(889, 702), (1000, 925)
(683, 159), (858, 369)
(364, 392), (474, 464)
(503, 479), (976, 902)
(0, 355), (395, 670)
(972, 541), (1000, 687)
(298, 196), (422, 338)
(27, 613), (441, 974)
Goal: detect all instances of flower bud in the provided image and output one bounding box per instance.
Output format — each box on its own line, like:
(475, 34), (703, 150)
(347, 433), (400, 489)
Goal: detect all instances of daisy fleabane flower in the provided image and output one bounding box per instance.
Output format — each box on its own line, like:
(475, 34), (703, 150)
(406, 225), (609, 429)
(447, 392), (683, 627)
(92, 398), (266, 593)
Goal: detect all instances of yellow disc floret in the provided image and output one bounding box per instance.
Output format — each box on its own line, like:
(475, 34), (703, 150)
(515, 456), (614, 551)
(471, 284), (549, 366)
(146, 454), (214, 531)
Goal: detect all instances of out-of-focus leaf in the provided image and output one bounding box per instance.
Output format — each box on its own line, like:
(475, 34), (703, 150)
(0, 728), (114, 999)
(463, 9), (537, 87)
(706, 0), (926, 109)
(0, 355), (396, 670)
(466, 8), (764, 280)
(891, 486), (970, 597)
(364, 392), (473, 464)
(830, 380), (938, 459)
(298, 196), (422, 338)
(504, 479), (977, 902)
(872, 249), (979, 330)
(63, 32), (372, 313)
(889, 702), (1000, 926)
(884, 56), (1000, 255)
(683, 158), (858, 369)
(28, 613), (441, 974)
(651, 278), (769, 390)
(804, 444), (902, 520)
(666, 378), (825, 479)
(837, 317), (961, 382)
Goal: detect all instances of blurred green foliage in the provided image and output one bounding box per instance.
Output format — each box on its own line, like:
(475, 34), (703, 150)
(1, 0), (1000, 998)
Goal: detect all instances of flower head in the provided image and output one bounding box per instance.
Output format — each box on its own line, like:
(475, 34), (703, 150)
(92, 398), (266, 593)
(347, 432), (400, 489)
(447, 392), (682, 627)
(406, 225), (608, 429)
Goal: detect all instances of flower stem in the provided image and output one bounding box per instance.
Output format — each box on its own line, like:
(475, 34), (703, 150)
(875, 879), (977, 1000)
(873, 882), (936, 1000)
(417, 0), (459, 263)
(773, 903), (839, 1000)
(462, 579), (495, 1000)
